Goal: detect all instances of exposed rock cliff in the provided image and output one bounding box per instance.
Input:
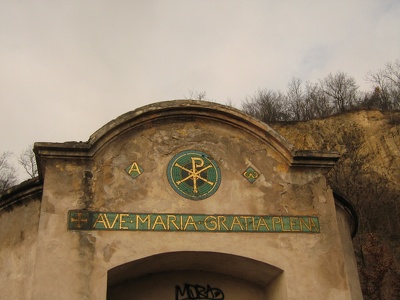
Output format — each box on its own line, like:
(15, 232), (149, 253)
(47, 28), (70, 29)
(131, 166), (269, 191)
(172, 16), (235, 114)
(271, 110), (400, 299)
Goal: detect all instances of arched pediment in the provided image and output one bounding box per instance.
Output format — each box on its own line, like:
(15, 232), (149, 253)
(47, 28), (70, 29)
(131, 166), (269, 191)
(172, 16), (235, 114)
(34, 100), (339, 180)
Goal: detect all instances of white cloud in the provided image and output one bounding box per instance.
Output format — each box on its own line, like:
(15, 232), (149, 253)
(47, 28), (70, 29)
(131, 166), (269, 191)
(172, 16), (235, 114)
(0, 0), (399, 180)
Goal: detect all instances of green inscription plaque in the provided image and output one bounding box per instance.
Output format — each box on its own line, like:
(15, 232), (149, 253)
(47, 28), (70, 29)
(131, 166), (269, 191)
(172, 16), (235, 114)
(68, 211), (320, 233)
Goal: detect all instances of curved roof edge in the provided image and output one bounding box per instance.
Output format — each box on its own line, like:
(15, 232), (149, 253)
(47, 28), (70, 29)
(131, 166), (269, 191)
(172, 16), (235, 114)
(34, 100), (339, 180)
(0, 177), (42, 211)
(330, 183), (359, 238)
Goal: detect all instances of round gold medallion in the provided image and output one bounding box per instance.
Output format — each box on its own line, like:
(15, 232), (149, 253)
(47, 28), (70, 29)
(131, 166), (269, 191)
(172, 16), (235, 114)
(167, 150), (221, 200)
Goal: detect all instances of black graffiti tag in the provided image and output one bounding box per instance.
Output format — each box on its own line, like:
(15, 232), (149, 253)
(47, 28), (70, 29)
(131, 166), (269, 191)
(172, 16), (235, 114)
(175, 283), (224, 300)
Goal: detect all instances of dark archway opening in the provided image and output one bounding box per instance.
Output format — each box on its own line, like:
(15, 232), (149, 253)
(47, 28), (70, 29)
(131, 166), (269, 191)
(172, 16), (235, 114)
(107, 251), (287, 299)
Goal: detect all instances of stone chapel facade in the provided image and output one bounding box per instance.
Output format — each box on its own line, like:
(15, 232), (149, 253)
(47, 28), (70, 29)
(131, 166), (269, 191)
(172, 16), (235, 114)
(0, 100), (362, 299)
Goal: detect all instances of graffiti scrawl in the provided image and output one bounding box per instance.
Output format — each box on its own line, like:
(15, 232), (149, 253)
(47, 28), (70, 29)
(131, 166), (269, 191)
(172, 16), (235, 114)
(175, 283), (224, 300)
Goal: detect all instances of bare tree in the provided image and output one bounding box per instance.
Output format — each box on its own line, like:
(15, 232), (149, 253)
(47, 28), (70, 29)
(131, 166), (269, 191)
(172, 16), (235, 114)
(367, 60), (400, 110)
(366, 75), (392, 110)
(241, 89), (290, 122)
(361, 87), (390, 110)
(225, 98), (235, 108)
(19, 145), (38, 178)
(304, 81), (332, 119)
(287, 77), (305, 121)
(0, 151), (17, 192)
(321, 72), (358, 113)
(287, 78), (333, 121)
(185, 89), (208, 100)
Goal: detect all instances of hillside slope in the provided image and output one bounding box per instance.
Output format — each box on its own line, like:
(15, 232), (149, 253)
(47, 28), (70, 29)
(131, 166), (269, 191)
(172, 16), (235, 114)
(271, 110), (400, 299)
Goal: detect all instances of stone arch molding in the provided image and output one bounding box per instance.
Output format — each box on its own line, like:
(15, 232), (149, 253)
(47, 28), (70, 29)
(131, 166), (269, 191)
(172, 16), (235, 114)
(34, 100), (339, 179)
(107, 251), (287, 299)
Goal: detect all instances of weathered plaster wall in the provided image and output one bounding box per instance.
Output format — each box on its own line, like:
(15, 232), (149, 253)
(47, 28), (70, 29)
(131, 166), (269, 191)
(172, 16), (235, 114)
(0, 101), (361, 299)
(31, 159), (96, 299)
(336, 205), (363, 299)
(0, 198), (41, 299)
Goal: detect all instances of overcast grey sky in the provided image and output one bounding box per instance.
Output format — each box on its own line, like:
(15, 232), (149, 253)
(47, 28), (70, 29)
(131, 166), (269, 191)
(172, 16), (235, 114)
(1, 0), (399, 180)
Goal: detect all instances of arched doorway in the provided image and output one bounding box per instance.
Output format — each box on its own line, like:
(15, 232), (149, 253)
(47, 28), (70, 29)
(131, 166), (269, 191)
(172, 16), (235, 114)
(107, 251), (287, 299)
